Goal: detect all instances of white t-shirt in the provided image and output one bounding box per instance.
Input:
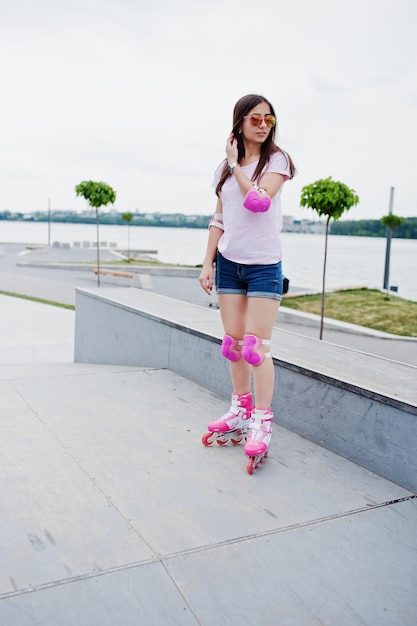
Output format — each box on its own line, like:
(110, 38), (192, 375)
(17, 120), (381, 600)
(213, 151), (291, 265)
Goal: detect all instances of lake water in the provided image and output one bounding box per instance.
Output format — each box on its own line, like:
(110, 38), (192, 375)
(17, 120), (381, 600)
(1, 221), (416, 302)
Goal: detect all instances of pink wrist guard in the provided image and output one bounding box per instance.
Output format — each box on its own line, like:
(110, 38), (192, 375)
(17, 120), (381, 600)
(208, 212), (224, 230)
(243, 187), (271, 213)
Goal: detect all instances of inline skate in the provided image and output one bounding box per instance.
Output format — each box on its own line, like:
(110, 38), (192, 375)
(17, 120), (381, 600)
(244, 408), (273, 474)
(202, 392), (252, 447)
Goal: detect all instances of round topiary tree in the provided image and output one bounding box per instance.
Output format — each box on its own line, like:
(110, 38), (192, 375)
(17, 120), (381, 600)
(300, 177), (359, 339)
(121, 211), (134, 261)
(75, 181), (116, 286)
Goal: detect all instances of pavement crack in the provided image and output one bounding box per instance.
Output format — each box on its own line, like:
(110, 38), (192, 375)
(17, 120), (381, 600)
(161, 494), (417, 562)
(1, 496), (415, 603)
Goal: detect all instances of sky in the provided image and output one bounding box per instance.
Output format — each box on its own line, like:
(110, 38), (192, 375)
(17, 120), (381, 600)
(0, 0), (416, 221)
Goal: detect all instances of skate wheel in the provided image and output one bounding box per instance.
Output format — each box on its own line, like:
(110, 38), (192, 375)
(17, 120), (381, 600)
(216, 438), (228, 446)
(202, 433), (214, 447)
(247, 457), (255, 475)
(231, 437), (242, 445)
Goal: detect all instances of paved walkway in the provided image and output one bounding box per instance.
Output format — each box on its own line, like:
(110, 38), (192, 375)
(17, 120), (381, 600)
(0, 292), (416, 625)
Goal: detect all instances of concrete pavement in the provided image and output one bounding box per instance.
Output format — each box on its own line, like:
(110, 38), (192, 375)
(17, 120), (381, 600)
(0, 288), (416, 623)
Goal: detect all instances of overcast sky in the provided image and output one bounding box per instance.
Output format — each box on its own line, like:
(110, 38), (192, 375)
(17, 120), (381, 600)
(1, 0), (416, 221)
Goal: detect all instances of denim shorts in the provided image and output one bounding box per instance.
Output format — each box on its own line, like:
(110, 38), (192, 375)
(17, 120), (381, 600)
(216, 252), (282, 300)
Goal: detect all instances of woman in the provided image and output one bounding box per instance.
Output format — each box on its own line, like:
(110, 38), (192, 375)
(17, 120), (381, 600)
(199, 93), (296, 473)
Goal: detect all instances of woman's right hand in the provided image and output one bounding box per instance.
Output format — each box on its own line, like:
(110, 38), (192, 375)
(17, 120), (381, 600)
(199, 264), (214, 295)
(226, 132), (238, 163)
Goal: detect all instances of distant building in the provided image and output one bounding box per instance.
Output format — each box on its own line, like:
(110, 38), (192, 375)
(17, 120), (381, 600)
(282, 216), (326, 234)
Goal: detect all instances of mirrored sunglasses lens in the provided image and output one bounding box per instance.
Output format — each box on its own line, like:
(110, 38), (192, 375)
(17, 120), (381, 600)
(250, 115), (262, 126)
(265, 115), (276, 128)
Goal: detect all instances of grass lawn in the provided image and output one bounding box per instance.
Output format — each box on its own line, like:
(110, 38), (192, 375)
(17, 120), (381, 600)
(0, 291), (75, 310)
(281, 288), (417, 337)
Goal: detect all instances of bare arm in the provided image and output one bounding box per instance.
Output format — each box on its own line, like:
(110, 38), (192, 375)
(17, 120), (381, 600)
(226, 133), (285, 198)
(199, 198), (223, 295)
(257, 171), (285, 197)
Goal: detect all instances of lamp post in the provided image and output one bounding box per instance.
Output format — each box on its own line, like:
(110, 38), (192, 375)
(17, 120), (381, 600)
(48, 198), (51, 246)
(383, 187), (394, 291)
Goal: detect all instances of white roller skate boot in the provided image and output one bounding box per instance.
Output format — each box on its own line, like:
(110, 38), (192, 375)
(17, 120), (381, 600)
(202, 392), (253, 447)
(244, 408), (273, 474)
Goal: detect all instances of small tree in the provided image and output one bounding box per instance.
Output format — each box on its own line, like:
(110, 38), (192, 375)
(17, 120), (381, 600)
(381, 213), (404, 298)
(300, 177), (359, 339)
(121, 211), (134, 261)
(75, 181), (116, 286)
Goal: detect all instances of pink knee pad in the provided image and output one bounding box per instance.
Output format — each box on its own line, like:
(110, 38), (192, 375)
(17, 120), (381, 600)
(242, 334), (271, 366)
(221, 334), (242, 361)
(243, 187), (271, 213)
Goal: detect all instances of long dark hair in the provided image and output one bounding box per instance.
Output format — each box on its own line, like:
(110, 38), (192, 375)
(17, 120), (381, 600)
(215, 94), (296, 197)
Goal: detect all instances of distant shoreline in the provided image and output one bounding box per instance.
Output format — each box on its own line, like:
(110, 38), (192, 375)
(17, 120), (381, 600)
(1, 215), (417, 238)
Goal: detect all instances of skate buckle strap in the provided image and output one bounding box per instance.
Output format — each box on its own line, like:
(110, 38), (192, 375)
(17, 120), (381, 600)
(224, 416), (240, 429)
(248, 417), (272, 440)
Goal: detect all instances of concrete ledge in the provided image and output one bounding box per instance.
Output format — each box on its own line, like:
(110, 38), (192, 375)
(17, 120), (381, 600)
(74, 287), (417, 492)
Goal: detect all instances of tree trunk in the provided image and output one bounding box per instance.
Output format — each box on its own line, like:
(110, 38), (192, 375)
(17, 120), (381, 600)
(385, 228), (393, 298)
(96, 208), (100, 287)
(320, 217), (330, 340)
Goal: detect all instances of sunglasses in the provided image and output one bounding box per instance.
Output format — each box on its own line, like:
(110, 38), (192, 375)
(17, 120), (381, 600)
(243, 113), (276, 128)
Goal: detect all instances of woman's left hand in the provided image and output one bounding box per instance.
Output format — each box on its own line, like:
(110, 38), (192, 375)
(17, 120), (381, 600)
(199, 264), (214, 295)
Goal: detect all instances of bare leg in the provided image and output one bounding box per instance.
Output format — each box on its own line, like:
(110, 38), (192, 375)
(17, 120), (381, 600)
(245, 297), (280, 408)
